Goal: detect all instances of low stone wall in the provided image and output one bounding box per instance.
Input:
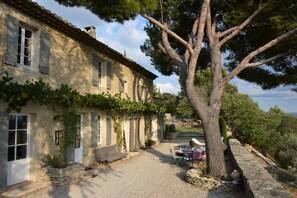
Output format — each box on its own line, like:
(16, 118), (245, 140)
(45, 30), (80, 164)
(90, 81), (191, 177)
(185, 169), (243, 192)
(228, 139), (291, 198)
(39, 163), (86, 187)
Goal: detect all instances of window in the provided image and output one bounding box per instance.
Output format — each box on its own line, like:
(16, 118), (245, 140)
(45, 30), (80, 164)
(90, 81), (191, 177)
(92, 55), (104, 87)
(91, 113), (101, 148)
(17, 26), (33, 66)
(55, 130), (62, 146)
(4, 15), (50, 73)
(119, 79), (126, 93)
(8, 115), (28, 161)
(97, 61), (102, 86)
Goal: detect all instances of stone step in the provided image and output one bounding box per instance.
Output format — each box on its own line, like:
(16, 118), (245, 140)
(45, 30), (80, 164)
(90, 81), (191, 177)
(0, 182), (49, 198)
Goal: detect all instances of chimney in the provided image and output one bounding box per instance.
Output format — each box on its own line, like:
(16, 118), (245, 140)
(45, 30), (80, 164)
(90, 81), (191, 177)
(83, 26), (96, 38)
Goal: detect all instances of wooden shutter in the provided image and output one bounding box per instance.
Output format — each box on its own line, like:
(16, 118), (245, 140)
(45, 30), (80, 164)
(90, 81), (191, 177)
(107, 61), (112, 89)
(0, 112), (9, 192)
(91, 113), (98, 148)
(119, 79), (124, 92)
(39, 30), (50, 74)
(92, 55), (99, 87)
(4, 15), (19, 66)
(106, 115), (112, 145)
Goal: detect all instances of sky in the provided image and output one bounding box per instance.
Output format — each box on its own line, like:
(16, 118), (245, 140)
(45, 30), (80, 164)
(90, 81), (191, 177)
(32, 0), (297, 113)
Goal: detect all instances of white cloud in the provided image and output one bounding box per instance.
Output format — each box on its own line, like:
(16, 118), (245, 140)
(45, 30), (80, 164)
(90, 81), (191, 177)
(156, 82), (180, 95)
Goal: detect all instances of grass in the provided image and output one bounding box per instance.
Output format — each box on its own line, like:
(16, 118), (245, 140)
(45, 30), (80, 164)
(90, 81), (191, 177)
(175, 126), (204, 134)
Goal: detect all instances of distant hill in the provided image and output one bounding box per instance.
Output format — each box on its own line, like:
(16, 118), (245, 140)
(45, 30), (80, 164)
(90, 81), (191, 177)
(287, 112), (297, 117)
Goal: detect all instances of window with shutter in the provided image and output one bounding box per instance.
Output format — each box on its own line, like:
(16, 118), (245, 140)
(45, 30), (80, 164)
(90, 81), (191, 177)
(92, 55), (104, 87)
(4, 15), (50, 73)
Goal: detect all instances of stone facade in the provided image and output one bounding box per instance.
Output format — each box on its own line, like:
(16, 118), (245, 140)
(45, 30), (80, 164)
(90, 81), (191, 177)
(0, 0), (163, 191)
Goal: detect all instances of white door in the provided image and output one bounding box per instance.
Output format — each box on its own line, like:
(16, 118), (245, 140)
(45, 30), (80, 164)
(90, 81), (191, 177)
(151, 116), (158, 141)
(124, 119), (130, 151)
(7, 115), (30, 186)
(74, 114), (83, 163)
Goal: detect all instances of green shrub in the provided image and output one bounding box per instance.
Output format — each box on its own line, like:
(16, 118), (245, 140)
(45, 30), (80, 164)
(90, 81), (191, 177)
(145, 139), (156, 147)
(43, 153), (68, 168)
(277, 134), (297, 170)
(165, 124), (176, 133)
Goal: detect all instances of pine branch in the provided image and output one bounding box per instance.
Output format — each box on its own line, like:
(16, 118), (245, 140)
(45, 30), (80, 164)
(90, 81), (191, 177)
(219, 7), (264, 47)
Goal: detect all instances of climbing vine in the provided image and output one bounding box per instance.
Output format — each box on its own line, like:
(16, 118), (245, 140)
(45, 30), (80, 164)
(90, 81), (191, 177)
(53, 109), (80, 154)
(0, 73), (166, 115)
(113, 117), (123, 148)
(0, 74), (166, 160)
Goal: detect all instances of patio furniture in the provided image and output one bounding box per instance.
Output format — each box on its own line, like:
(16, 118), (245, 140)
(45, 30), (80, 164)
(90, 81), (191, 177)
(169, 148), (186, 166)
(174, 145), (207, 167)
(189, 138), (205, 148)
(94, 144), (128, 164)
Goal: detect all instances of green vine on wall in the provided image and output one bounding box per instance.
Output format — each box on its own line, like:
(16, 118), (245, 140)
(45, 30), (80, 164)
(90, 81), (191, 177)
(0, 73), (166, 161)
(113, 117), (123, 148)
(53, 109), (80, 153)
(0, 73), (166, 160)
(0, 73), (166, 115)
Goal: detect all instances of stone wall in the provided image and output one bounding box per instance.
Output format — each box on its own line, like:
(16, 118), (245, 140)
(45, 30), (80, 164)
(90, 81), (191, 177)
(228, 139), (291, 198)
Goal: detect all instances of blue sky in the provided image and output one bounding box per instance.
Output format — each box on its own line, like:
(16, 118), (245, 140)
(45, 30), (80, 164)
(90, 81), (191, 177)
(33, 0), (297, 113)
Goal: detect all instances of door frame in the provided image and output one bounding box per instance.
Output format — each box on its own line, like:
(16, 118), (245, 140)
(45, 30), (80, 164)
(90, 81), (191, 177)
(7, 114), (31, 186)
(74, 114), (83, 163)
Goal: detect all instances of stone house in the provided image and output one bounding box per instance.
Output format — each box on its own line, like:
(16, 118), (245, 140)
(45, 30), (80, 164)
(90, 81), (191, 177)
(0, 0), (164, 191)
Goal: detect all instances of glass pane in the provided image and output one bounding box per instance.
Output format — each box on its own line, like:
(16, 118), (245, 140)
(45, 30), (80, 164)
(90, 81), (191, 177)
(25, 29), (32, 38)
(75, 137), (80, 148)
(24, 46), (31, 56)
(24, 38), (32, 48)
(9, 115), (16, 130)
(17, 130), (27, 144)
(17, 116), (27, 129)
(8, 147), (15, 161)
(18, 35), (21, 45)
(16, 145), (27, 160)
(8, 131), (15, 146)
(24, 56), (31, 66)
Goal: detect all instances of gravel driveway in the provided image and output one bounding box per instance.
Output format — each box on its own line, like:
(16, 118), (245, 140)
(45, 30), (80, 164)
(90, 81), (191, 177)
(27, 142), (245, 198)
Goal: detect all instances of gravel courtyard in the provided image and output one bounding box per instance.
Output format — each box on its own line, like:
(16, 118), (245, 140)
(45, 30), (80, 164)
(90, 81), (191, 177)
(26, 142), (245, 198)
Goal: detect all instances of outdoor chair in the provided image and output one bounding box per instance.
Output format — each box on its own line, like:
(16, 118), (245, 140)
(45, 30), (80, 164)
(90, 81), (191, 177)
(169, 148), (185, 166)
(189, 138), (205, 148)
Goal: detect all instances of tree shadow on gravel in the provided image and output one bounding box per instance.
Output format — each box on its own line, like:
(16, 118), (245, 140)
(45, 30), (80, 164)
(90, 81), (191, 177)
(141, 143), (194, 182)
(44, 163), (123, 198)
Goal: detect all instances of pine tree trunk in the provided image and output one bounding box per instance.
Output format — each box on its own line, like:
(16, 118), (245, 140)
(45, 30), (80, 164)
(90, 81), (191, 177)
(203, 112), (226, 177)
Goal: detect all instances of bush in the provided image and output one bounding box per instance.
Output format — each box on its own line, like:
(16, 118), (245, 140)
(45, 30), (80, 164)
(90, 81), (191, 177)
(165, 124), (176, 133)
(43, 153), (68, 168)
(277, 134), (297, 170)
(145, 139), (156, 147)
